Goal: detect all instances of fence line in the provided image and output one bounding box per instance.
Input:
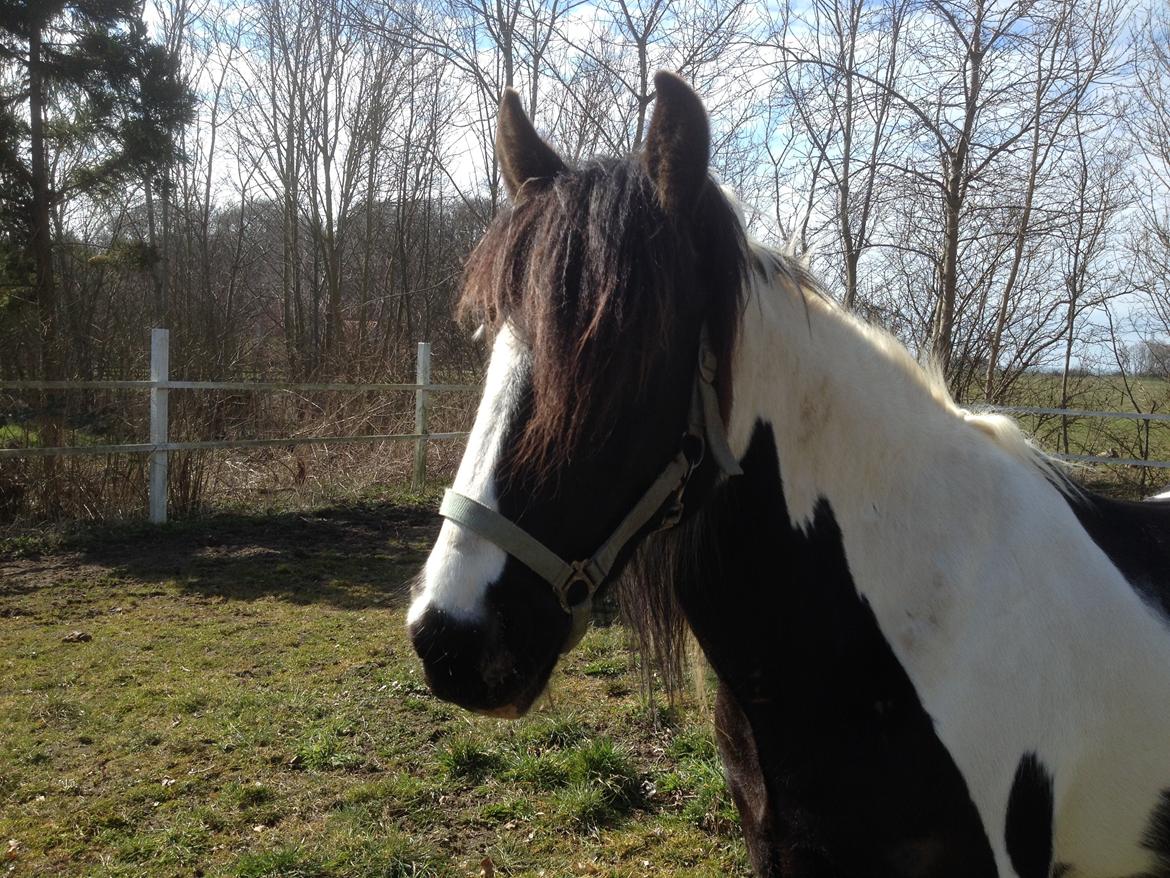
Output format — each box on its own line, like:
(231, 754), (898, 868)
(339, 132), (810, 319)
(149, 328), (168, 523)
(413, 342), (432, 491)
(4, 333), (1170, 521)
(0, 432), (470, 458)
(980, 404), (1170, 470)
(983, 405), (1170, 425)
(0, 379), (478, 393)
(0, 329), (476, 522)
(1045, 454), (1170, 470)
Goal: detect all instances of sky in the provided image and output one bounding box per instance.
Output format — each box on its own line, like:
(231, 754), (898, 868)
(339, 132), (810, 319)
(129, 0), (1163, 369)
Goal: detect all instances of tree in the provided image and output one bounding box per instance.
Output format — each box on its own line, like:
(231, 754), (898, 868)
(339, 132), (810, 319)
(0, 0), (191, 375)
(768, 0), (909, 307)
(1128, 3), (1170, 364)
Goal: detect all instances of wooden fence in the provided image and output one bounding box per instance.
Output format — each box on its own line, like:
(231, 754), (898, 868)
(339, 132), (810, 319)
(3, 329), (1170, 522)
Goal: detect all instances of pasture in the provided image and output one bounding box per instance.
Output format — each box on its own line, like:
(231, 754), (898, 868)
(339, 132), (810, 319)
(4, 371), (1170, 876)
(0, 498), (748, 877)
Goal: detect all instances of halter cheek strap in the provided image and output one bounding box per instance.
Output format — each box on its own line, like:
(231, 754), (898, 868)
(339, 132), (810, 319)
(439, 327), (742, 653)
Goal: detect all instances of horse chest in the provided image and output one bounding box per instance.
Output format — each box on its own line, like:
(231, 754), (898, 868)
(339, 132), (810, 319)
(678, 424), (1170, 878)
(677, 424), (998, 876)
(687, 581), (998, 877)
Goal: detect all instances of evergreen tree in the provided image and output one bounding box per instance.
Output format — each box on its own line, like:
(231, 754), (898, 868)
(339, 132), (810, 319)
(0, 0), (192, 374)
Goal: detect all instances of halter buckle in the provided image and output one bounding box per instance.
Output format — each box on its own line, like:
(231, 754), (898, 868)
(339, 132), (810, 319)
(655, 432), (705, 533)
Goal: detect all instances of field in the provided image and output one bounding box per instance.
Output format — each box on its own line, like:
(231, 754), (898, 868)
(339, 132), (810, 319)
(972, 373), (1170, 496)
(8, 372), (1170, 878)
(0, 498), (749, 878)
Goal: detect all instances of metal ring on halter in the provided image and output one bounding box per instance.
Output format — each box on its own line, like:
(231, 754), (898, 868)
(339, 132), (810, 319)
(558, 561), (600, 613)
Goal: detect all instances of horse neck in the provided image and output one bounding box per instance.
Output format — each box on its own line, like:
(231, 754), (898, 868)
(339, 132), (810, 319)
(725, 250), (1036, 533)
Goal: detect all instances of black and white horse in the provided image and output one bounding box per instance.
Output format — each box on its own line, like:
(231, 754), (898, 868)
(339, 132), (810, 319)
(408, 72), (1170, 878)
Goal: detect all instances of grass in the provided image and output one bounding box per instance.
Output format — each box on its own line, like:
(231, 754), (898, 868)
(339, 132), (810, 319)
(0, 501), (750, 877)
(0, 423), (113, 449)
(968, 373), (1170, 497)
(437, 736), (506, 782)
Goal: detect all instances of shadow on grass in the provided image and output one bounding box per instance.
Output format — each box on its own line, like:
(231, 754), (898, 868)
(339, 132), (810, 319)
(38, 501), (440, 611)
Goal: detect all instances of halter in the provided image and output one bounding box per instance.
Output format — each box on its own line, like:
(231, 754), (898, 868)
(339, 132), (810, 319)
(439, 328), (743, 653)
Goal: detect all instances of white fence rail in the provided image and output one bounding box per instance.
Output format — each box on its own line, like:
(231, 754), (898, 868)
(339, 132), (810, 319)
(4, 330), (1170, 521)
(0, 329), (476, 522)
(981, 405), (1170, 470)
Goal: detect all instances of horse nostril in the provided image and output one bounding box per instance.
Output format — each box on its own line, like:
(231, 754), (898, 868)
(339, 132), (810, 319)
(408, 606), (448, 664)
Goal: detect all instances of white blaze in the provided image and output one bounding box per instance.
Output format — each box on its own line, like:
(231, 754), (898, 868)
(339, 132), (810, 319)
(407, 325), (527, 625)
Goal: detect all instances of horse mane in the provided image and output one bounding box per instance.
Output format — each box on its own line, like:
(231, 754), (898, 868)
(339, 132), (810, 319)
(619, 239), (1075, 694)
(751, 240), (1070, 494)
(459, 157), (748, 475)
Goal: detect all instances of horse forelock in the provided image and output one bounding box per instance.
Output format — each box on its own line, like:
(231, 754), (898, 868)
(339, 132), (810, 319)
(459, 157), (748, 479)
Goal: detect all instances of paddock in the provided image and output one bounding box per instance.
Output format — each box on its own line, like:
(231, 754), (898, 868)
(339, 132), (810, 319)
(0, 501), (749, 877)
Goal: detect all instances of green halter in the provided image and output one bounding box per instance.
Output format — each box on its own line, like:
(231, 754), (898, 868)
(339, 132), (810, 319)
(439, 328), (742, 653)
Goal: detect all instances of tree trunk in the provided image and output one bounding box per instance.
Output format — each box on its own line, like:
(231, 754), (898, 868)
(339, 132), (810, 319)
(29, 22), (64, 514)
(1060, 300), (1075, 455)
(984, 50), (1047, 402)
(29, 24), (56, 376)
(931, 5), (984, 384)
(934, 177), (961, 377)
(144, 177), (167, 323)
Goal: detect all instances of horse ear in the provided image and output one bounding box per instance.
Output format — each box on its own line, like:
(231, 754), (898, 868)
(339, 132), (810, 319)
(496, 88), (566, 200)
(643, 71), (710, 216)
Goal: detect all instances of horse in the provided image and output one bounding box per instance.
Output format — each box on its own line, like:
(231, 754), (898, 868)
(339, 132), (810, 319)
(407, 71), (1170, 878)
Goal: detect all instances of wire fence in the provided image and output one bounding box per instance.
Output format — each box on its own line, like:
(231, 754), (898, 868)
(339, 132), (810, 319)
(4, 330), (1170, 522)
(0, 330), (476, 522)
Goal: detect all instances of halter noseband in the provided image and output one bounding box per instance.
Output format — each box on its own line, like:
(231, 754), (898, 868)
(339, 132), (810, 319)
(439, 328), (743, 654)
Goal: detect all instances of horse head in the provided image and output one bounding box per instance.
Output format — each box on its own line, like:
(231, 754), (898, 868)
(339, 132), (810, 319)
(407, 73), (746, 717)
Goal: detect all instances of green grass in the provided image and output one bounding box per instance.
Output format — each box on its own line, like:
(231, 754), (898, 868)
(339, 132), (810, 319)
(0, 423), (37, 445)
(581, 656), (629, 677)
(660, 725), (740, 834)
(972, 373), (1170, 496)
(437, 735), (506, 782)
(0, 422), (113, 448)
(0, 502), (750, 877)
(0, 531), (59, 559)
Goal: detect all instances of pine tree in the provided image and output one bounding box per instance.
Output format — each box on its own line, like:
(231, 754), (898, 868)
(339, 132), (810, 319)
(0, 0), (192, 374)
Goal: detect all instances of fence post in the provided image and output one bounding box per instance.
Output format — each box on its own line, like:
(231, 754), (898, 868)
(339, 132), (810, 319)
(149, 328), (170, 524)
(412, 342), (431, 490)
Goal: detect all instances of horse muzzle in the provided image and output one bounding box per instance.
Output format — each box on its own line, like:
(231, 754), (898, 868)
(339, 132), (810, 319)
(407, 602), (559, 717)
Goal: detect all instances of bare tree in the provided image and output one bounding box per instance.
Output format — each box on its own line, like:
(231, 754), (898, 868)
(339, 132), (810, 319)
(768, 0), (909, 306)
(1128, 3), (1170, 360)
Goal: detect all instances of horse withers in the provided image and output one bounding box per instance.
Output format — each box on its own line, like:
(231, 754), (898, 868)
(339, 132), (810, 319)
(408, 72), (1170, 878)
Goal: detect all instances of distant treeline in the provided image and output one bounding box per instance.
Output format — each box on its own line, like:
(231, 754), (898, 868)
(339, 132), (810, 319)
(3, 0), (1170, 400)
